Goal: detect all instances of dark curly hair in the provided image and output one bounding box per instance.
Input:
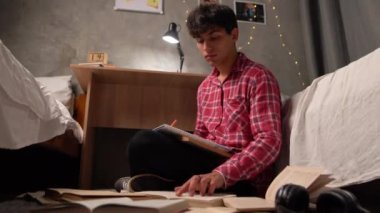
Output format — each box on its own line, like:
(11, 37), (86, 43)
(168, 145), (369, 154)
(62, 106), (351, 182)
(186, 4), (238, 38)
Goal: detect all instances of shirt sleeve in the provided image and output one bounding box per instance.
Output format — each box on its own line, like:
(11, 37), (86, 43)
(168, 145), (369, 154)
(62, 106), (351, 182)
(214, 71), (282, 188)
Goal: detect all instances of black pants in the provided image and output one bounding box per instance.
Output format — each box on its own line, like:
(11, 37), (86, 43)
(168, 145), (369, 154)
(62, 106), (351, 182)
(127, 130), (257, 196)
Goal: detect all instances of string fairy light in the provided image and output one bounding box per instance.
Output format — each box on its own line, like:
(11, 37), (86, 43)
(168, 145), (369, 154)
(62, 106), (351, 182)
(238, 24), (256, 51)
(182, 0), (191, 23)
(236, 0), (306, 88)
(267, 0), (306, 87)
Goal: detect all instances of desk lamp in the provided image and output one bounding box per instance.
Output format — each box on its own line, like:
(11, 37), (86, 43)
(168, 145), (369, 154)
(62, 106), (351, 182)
(162, 22), (184, 73)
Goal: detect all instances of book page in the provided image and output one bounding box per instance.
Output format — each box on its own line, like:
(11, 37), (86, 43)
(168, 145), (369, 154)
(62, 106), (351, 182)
(154, 124), (234, 157)
(134, 191), (235, 207)
(71, 197), (189, 212)
(46, 188), (151, 201)
(308, 174), (334, 193)
(187, 207), (237, 213)
(264, 166), (327, 202)
(73, 197), (133, 211)
(223, 197), (275, 211)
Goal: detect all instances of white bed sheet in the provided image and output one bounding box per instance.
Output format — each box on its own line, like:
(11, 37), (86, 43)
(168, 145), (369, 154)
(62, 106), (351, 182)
(287, 48), (380, 187)
(0, 39), (82, 149)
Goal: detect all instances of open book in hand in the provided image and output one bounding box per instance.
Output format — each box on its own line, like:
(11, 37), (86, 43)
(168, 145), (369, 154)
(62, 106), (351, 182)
(223, 165), (333, 212)
(33, 197), (189, 213)
(153, 124), (237, 157)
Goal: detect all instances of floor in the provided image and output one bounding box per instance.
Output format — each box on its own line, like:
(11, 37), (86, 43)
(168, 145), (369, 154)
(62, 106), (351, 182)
(0, 144), (80, 202)
(0, 144), (378, 212)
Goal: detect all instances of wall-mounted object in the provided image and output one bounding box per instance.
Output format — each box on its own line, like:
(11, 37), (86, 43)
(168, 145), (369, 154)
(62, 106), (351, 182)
(198, 0), (221, 5)
(114, 0), (164, 14)
(87, 52), (108, 64)
(234, 0), (266, 24)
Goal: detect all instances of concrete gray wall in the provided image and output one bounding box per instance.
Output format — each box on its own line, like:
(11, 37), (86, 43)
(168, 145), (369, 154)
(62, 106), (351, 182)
(0, 0), (309, 95)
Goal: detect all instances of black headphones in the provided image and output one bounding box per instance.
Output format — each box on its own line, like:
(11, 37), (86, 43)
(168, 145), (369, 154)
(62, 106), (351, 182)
(316, 189), (369, 213)
(275, 184), (310, 213)
(274, 184), (370, 213)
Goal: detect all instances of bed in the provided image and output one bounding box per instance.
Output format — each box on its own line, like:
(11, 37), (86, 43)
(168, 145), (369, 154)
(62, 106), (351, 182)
(0, 39), (83, 198)
(0, 39), (82, 151)
(280, 47), (380, 211)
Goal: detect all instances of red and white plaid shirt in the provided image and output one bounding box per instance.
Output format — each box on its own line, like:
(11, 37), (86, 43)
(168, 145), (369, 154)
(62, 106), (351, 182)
(194, 52), (282, 190)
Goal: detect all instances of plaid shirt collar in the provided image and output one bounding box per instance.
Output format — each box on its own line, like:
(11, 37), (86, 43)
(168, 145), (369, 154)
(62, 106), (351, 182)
(210, 52), (247, 80)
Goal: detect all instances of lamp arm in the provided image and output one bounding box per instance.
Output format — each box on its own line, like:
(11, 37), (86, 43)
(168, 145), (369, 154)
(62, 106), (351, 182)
(177, 43), (184, 73)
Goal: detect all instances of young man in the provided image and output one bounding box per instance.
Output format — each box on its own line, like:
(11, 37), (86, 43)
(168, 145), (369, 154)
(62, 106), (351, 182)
(124, 4), (282, 196)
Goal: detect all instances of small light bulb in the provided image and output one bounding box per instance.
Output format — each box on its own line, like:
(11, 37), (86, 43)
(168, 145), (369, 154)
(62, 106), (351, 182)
(272, 6), (276, 10)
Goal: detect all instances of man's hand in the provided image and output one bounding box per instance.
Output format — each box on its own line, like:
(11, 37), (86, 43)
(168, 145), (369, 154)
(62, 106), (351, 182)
(175, 171), (225, 196)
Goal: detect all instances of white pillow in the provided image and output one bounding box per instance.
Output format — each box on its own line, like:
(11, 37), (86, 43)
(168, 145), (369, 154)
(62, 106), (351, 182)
(35, 75), (74, 112)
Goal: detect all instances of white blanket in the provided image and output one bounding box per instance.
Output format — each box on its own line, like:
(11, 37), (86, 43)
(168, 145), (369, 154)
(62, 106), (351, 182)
(287, 48), (380, 187)
(0, 39), (82, 149)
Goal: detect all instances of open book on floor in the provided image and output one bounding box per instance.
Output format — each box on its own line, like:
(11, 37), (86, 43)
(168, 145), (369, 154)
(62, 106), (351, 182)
(44, 188), (162, 202)
(223, 165), (333, 212)
(43, 188), (235, 209)
(153, 124), (237, 157)
(32, 197), (189, 213)
(132, 191), (236, 208)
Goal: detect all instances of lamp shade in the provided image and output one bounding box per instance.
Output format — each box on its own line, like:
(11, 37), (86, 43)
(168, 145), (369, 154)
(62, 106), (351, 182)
(162, 22), (180, 44)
